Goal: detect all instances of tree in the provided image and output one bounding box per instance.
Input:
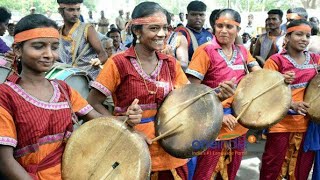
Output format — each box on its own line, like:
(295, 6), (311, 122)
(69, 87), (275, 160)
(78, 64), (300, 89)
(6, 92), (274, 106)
(300, 0), (317, 9)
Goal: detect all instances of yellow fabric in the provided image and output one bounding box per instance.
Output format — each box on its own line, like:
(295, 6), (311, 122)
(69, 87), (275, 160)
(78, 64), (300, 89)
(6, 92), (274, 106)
(279, 132), (303, 180)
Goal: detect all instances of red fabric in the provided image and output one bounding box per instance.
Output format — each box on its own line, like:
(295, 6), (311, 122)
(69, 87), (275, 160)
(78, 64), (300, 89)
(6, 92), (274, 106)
(25, 145), (65, 180)
(156, 164), (188, 180)
(112, 47), (176, 111)
(270, 52), (319, 86)
(193, 135), (246, 180)
(203, 38), (249, 88)
(260, 132), (315, 180)
(0, 74), (73, 150)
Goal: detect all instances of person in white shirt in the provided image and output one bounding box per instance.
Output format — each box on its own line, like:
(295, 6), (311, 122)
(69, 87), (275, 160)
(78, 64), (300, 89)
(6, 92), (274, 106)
(1, 22), (14, 48)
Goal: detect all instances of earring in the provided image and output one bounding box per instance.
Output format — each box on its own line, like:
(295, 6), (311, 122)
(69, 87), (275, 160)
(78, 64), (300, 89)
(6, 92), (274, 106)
(136, 35), (140, 44)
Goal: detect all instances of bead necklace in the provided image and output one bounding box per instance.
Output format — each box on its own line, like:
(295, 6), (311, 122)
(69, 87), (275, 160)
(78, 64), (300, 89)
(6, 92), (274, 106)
(134, 48), (160, 95)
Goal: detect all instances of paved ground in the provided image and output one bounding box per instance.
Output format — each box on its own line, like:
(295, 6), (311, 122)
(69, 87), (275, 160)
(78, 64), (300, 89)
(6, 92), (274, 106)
(236, 138), (313, 180)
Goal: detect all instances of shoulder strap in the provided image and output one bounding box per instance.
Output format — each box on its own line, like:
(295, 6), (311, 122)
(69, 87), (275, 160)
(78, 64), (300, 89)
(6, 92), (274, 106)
(175, 27), (191, 47)
(185, 28), (199, 51)
(53, 80), (80, 125)
(72, 23), (89, 66)
(236, 45), (250, 74)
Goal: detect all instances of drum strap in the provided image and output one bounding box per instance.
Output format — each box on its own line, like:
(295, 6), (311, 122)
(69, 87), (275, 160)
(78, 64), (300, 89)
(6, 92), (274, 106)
(54, 80), (79, 125)
(236, 46), (250, 74)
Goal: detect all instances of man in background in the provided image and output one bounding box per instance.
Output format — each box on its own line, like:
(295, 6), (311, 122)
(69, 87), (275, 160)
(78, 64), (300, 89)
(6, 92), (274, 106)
(115, 10), (126, 31)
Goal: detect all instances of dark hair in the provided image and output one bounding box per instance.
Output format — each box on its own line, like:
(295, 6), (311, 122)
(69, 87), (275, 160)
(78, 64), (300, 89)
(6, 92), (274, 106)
(215, 9), (241, 25)
(267, 9), (283, 19)
(0, 7), (12, 23)
(57, 0), (83, 4)
(14, 14), (58, 74)
(131, 1), (166, 45)
(107, 28), (121, 37)
(286, 19), (311, 35)
(14, 14), (58, 36)
(209, 9), (220, 29)
(187, 1), (206, 12)
(309, 17), (319, 24)
(287, 7), (308, 20)
(166, 11), (171, 25)
(310, 22), (319, 35)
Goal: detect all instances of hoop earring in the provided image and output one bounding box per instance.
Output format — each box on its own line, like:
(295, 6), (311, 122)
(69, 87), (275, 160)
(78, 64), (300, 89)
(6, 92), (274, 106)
(136, 35), (140, 44)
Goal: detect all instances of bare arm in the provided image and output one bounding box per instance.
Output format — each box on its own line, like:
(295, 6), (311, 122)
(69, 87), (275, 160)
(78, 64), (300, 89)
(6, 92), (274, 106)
(187, 75), (202, 84)
(176, 35), (189, 71)
(0, 146), (33, 180)
(87, 89), (112, 116)
(87, 26), (108, 64)
(252, 38), (261, 57)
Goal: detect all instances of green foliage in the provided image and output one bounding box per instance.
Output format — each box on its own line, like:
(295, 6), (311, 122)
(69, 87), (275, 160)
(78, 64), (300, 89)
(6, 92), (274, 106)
(0, 0), (96, 16)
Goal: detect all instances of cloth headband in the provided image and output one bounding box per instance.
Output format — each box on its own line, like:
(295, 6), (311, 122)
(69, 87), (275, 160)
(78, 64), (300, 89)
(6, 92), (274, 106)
(130, 16), (166, 25)
(14, 27), (60, 44)
(286, 13), (302, 20)
(59, 3), (81, 8)
(287, 25), (311, 33)
(215, 17), (240, 27)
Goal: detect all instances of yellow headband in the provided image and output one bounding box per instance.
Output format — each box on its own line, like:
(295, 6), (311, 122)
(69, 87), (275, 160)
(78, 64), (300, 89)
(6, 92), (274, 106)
(215, 17), (240, 27)
(286, 13), (302, 20)
(14, 27), (59, 44)
(287, 25), (311, 34)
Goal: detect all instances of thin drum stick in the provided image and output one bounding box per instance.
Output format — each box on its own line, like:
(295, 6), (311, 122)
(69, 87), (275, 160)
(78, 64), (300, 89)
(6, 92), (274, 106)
(151, 123), (183, 142)
(242, 79), (284, 107)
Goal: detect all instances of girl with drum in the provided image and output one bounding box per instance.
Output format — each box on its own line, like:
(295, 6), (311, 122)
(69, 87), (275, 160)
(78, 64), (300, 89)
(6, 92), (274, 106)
(87, 2), (235, 179)
(260, 19), (319, 179)
(0, 14), (142, 179)
(186, 9), (261, 180)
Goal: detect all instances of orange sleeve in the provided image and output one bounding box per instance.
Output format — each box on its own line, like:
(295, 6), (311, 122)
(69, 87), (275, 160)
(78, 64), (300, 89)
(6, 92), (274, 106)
(263, 58), (279, 71)
(246, 50), (256, 63)
(0, 106), (17, 147)
(70, 88), (93, 116)
(174, 61), (189, 88)
(91, 58), (121, 97)
(186, 45), (210, 81)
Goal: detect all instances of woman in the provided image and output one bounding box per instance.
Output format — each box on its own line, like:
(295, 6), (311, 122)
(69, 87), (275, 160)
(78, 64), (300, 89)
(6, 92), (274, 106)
(0, 14), (141, 180)
(87, 2), (235, 179)
(260, 19), (318, 180)
(186, 9), (261, 180)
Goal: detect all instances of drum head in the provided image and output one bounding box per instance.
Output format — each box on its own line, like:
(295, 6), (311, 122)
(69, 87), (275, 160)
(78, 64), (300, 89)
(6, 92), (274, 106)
(65, 75), (90, 99)
(62, 118), (151, 180)
(0, 66), (11, 83)
(232, 69), (292, 129)
(304, 74), (320, 123)
(156, 84), (223, 158)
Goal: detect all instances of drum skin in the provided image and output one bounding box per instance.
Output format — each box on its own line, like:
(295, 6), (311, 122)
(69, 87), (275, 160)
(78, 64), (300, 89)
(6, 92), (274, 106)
(156, 84), (223, 158)
(304, 74), (320, 123)
(62, 118), (151, 180)
(232, 69), (292, 130)
(45, 63), (91, 98)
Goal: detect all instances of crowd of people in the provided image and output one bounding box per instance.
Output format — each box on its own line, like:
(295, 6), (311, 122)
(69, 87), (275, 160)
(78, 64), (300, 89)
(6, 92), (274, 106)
(0, 0), (320, 180)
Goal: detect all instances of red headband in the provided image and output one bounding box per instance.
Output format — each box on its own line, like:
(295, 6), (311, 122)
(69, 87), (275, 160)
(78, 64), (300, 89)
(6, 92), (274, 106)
(130, 16), (166, 25)
(287, 25), (311, 33)
(14, 27), (60, 44)
(215, 17), (240, 27)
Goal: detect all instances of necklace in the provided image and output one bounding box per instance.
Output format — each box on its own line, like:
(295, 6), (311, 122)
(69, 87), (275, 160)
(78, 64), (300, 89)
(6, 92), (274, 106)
(223, 50), (233, 57)
(134, 48), (160, 95)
